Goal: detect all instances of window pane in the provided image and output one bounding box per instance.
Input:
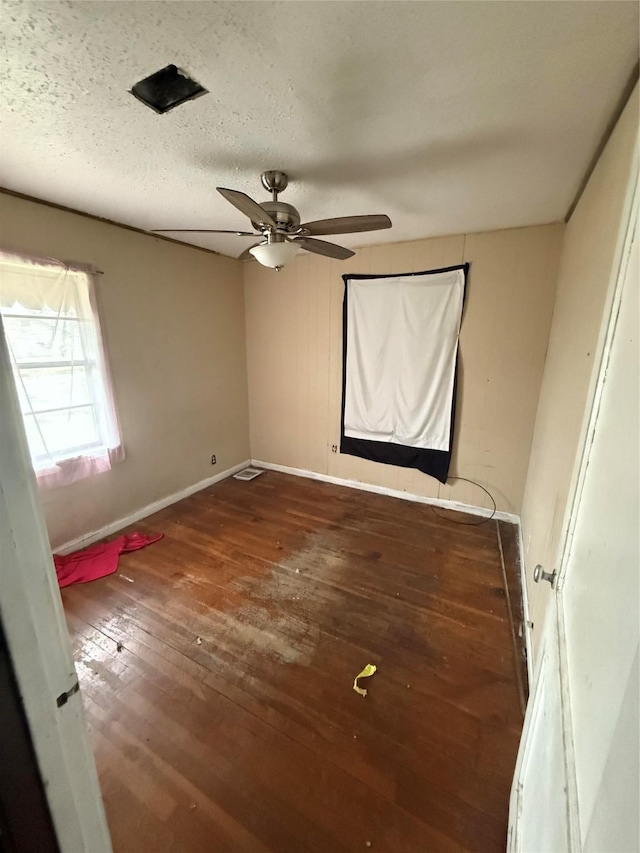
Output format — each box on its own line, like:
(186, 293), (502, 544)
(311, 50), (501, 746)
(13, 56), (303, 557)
(35, 406), (99, 456)
(2, 315), (85, 364)
(14, 366), (92, 413)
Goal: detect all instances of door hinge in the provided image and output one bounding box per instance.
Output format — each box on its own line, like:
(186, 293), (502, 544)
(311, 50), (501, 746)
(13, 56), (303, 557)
(56, 680), (80, 708)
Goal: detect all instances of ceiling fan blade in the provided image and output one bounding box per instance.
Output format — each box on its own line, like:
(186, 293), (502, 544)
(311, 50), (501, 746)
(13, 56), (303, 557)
(237, 244), (262, 261)
(151, 228), (259, 236)
(300, 214), (391, 236)
(217, 187), (277, 229)
(294, 237), (355, 260)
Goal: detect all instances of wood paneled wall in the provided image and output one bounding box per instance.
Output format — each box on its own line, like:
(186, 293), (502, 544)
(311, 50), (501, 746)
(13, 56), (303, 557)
(520, 86), (639, 652)
(244, 224), (563, 514)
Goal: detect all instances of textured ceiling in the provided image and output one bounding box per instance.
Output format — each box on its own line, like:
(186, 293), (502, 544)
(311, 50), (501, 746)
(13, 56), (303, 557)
(1, 1), (638, 259)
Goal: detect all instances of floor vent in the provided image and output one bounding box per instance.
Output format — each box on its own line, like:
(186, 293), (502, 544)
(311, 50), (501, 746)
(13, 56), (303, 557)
(233, 467), (264, 481)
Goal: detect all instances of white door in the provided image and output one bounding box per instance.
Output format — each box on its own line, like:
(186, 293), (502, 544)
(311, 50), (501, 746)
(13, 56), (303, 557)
(509, 176), (638, 851)
(508, 595), (572, 852)
(0, 317), (112, 850)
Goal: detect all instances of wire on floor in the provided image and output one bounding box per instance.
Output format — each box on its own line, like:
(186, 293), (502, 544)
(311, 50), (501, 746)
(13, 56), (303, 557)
(431, 476), (497, 526)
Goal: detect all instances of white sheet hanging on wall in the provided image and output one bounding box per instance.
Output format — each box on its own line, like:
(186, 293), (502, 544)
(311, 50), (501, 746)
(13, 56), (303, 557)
(344, 267), (465, 452)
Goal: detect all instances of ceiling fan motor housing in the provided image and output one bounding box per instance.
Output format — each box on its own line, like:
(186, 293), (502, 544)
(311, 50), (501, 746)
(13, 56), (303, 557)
(252, 201), (300, 233)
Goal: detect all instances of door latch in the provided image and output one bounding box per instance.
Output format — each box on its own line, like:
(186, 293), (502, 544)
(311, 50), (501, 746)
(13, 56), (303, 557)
(533, 564), (556, 587)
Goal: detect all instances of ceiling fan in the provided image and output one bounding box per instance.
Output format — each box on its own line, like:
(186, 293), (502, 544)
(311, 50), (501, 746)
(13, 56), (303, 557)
(152, 170), (392, 270)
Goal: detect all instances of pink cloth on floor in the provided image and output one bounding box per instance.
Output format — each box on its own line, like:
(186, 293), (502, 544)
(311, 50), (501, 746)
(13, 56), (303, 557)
(53, 532), (163, 588)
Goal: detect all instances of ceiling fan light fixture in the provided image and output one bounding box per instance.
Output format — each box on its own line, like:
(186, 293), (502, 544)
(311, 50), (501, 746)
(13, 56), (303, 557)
(249, 239), (299, 270)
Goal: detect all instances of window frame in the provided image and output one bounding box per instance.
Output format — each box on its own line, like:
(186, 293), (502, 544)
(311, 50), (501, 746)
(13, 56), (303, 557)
(0, 251), (124, 489)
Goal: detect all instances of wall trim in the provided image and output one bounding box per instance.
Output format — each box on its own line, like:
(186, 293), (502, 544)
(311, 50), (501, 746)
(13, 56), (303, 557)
(251, 458), (520, 524)
(0, 187), (224, 258)
(55, 459), (251, 554)
(517, 523), (534, 688)
(496, 521), (527, 715)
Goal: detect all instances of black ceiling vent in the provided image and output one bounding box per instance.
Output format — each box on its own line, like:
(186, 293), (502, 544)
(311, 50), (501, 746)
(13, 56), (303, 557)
(130, 64), (208, 114)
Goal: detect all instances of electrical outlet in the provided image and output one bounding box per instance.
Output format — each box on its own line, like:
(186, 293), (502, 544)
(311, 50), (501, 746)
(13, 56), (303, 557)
(211, 454), (217, 465)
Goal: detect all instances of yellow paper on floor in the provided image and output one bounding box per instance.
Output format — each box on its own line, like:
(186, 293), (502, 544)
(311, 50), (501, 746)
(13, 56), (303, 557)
(353, 663), (377, 697)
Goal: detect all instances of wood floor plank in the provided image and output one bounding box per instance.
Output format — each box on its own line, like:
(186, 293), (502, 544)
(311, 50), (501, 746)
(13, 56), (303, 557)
(61, 471), (525, 852)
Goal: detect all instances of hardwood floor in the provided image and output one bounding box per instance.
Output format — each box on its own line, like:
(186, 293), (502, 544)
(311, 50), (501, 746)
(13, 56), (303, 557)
(61, 471), (526, 853)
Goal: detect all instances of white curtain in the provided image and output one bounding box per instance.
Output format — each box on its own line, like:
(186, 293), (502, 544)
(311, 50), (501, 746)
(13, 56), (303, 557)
(344, 267), (465, 451)
(0, 251), (123, 489)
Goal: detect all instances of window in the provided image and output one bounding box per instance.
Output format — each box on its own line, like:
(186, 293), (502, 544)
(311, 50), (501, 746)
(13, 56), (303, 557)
(0, 252), (123, 489)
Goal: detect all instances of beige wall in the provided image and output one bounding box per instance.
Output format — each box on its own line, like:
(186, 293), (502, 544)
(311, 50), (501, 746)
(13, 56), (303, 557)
(0, 193), (251, 549)
(244, 223), (563, 515)
(520, 86), (639, 652)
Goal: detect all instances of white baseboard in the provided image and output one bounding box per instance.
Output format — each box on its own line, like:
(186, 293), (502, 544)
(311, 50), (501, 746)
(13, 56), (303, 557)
(56, 459), (251, 555)
(517, 523), (534, 688)
(251, 459), (520, 524)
